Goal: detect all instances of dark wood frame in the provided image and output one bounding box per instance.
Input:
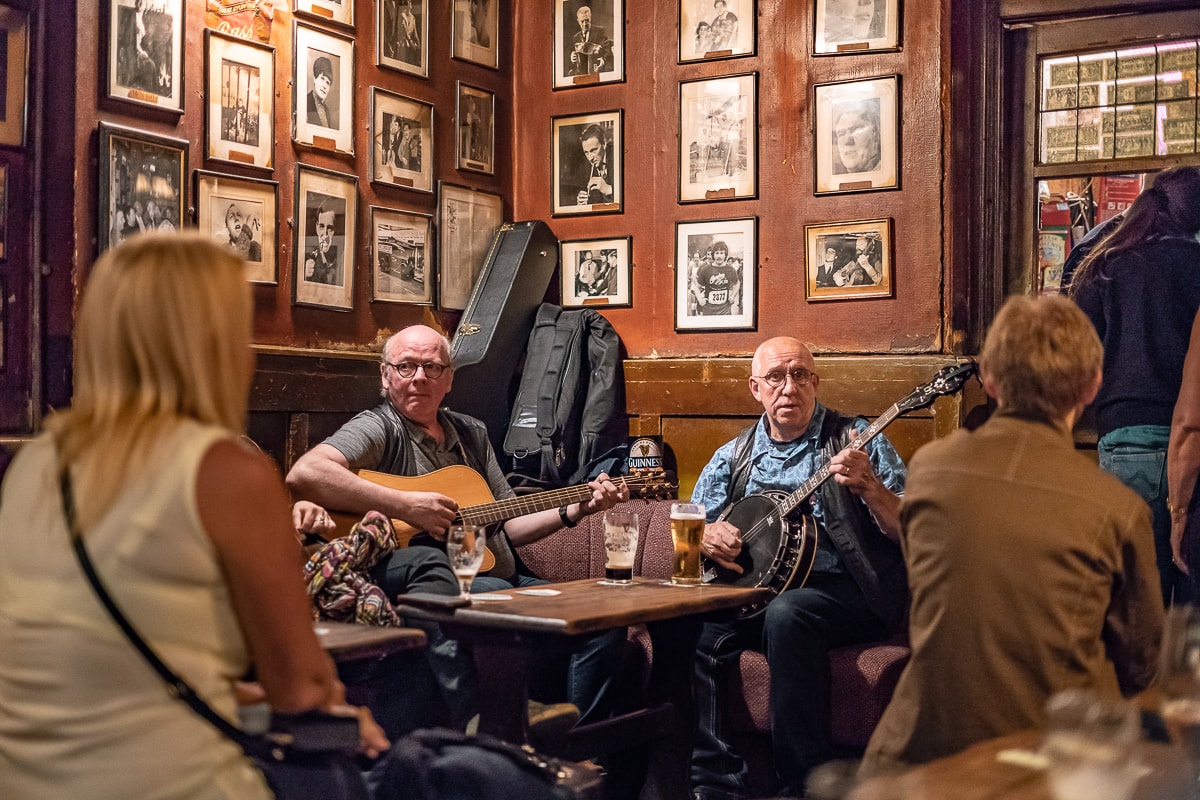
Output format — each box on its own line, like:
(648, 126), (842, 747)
(451, 0), (499, 69)
(293, 0), (355, 29)
(293, 163), (358, 311)
(803, 217), (895, 302)
(560, 236), (633, 308)
(674, 216), (758, 332)
(104, 0), (185, 114)
(204, 30), (275, 172)
(369, 205), (434, 306)
(813, 0), (902, 55)
(678, 73), (758, 203)
(437, 181), (503, 311)
(97, 122), (189, 254)
(0, 4), (29, 147)
(678, 0), (757, 64)
(551, 109), (624, 216)
(292, 21), (355, 155)
(370, 87), (435, 193)
(456, 82), (496, 176)
(813, 74), (900, 195)
(194, 170), (279, 285)
(553, 0), (626, 89)
(376, 0), (430, 78)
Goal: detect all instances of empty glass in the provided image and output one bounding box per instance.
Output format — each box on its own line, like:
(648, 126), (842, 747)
(1041, 688), (1141, 800)
(446, 525), (487, 598)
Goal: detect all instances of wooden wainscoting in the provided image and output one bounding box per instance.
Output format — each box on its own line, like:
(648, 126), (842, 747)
(625, 356), (988, 503)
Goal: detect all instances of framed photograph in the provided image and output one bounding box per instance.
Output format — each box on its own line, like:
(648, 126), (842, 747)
(814, 0), (900, 55)
(560, 237), (632, 308)
(204, 31), (274, 171)
(0, 5), (29, 147)
(294, 0), (353, 28)
(814, 75), (899, 194)
(293, 22), (355, 155)
(679, 0), (755, 63)
(370, 206), (434, 305)
(675, 217), (757, 332)
(438, 182), (503, 311)
(551, 110), (623, 216)
(451, 0), (498, 69)
(293, 164), (357, 311)
(377, 0), (428, 78)
(105, 0), (185, 114)
(195, 170), (279, 285)
(679, 73), (757, 203)
(98, 122), (188, 254)
(456, 83), (495, 175)
(371, 88), (434, 192)
(553, 0), (625, 89)
(0, 164), (7, 259)
(804, 218), (894, 301)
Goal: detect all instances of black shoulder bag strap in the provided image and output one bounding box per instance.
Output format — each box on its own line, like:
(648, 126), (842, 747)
(58, 470), (262, 756)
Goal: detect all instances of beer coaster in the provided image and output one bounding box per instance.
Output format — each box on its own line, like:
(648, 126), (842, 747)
(471, 594), (512, 601)
(995, 749), (1048, 770)
(517, 589), (561, 596)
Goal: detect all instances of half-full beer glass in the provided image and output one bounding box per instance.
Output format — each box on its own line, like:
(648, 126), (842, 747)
(600, 509), (639, 585)
(670, 502), (705, 585)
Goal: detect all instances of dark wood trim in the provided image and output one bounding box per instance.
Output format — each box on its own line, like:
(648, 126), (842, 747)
(1000, 0), (1199, 23)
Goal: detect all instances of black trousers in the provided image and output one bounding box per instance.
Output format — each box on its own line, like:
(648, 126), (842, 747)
(690, 572), (889, 798)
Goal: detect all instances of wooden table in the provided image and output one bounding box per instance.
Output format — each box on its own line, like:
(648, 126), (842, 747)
(849, 729), (1194, 800)
(396, 576), (773, 800)
(313, 621), (427, 663)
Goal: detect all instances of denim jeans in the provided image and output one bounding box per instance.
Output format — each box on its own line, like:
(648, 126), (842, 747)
(1098, 425), (1195, 605)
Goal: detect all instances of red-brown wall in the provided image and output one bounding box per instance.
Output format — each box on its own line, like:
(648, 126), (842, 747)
(511, 1), (947, 359)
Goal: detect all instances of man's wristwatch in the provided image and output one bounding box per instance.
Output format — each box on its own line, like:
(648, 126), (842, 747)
(558, 504), (578, 528)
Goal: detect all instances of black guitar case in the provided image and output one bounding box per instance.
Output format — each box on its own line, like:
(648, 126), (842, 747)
(445, 221), (559, 463)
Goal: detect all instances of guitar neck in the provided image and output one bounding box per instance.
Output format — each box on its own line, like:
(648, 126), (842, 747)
(777, 403), (902, 518)
(459, 476), (629, 528)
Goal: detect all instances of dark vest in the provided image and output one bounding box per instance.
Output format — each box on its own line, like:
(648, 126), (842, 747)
(728, 410), (908, 632)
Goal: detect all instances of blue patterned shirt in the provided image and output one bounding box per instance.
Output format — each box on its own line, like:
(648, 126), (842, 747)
(690, 403), (907, 572)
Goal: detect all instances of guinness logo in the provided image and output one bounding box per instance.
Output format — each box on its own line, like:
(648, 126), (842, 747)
(627, 437), (663, 470)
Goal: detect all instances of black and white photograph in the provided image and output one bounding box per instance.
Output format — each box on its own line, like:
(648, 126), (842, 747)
(98, 122), (188, 253)
(294, 164), (357, 310)
(371, 88), (433, 192)
(679, 0), (755, 63)
(204, 30), (274, 171)
(195, 171), (278, 285)
(805, 218), (894, 301)
(679, 73), (757, 203)
(371, 206), (433, 305)
(452, 0), (498, 69)
(553, 0), (625, 89)
(814, 75), (899, 194)
(293, 22), (355, 155)
(551, 110), (623, 216)
(675, 217), (757, 331)
(814, 0), (900, 55)
(438, 182), (503, 310)
(107, 0), (185, 113)
(456, 83), (494, 175)
(294, 0), (354, 28)
(0, 5), (29, 147)
(560, 237), (632, 308)
(377, 0), (428, 77)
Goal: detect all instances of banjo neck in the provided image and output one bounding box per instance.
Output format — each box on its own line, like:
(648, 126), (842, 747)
(775, 402), (903, 519)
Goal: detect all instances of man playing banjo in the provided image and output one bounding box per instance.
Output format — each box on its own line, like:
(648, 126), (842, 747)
(690, 336), (908, 800)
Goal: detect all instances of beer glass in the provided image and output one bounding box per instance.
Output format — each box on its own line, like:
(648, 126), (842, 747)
(600, 509), (639, 585)
(446, 524), (487, 598)
(670, 502), (705, 585)
(1041, 688), (1141, 800)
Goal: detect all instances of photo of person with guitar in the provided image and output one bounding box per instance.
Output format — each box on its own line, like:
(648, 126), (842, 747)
(689, 335), (909, 800)
(286, 324), (629, 732)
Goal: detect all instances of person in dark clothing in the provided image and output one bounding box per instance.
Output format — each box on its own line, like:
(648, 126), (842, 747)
(1059, 209), (1125, 292)
(1070, 165), (1200, 605)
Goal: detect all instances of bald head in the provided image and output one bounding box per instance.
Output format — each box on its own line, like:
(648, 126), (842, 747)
(381, 325), (454, 429)
(385, 325), (451, 364)
(750, 337), (819, 442)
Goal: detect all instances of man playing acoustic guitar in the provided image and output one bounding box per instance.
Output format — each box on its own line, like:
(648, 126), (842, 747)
(690, 336), (907, 800)
(286, 324), (628, 728)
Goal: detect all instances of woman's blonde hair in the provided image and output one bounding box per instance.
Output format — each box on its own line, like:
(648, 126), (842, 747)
(48, 232), (253, 524)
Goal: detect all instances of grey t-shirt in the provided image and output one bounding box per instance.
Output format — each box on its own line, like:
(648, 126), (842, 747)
(323, 406), (519, 579)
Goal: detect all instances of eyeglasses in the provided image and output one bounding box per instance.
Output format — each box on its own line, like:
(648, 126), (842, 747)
(384, 360), (449, 380)
(753, 368), (815, 388)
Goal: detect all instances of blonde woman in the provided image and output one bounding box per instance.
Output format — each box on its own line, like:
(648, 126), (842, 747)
(0, 233), (385, 798)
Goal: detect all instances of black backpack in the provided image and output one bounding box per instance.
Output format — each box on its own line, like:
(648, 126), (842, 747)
(503, 303), (625, 489)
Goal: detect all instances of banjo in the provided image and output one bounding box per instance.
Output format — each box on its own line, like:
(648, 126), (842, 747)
(702, 361), (978, 618)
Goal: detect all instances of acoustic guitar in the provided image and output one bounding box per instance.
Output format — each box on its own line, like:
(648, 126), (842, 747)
(704, 361), (978, 618)
(328, 466), (673, 573)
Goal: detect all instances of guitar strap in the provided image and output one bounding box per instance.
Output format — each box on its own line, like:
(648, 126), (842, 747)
(726, 423), (757, 504)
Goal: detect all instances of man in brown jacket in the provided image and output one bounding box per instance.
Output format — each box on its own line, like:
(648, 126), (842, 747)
(862, 295), (1164, 772)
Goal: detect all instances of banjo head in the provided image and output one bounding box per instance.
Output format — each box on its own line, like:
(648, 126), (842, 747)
(709, 492), (806, 589)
